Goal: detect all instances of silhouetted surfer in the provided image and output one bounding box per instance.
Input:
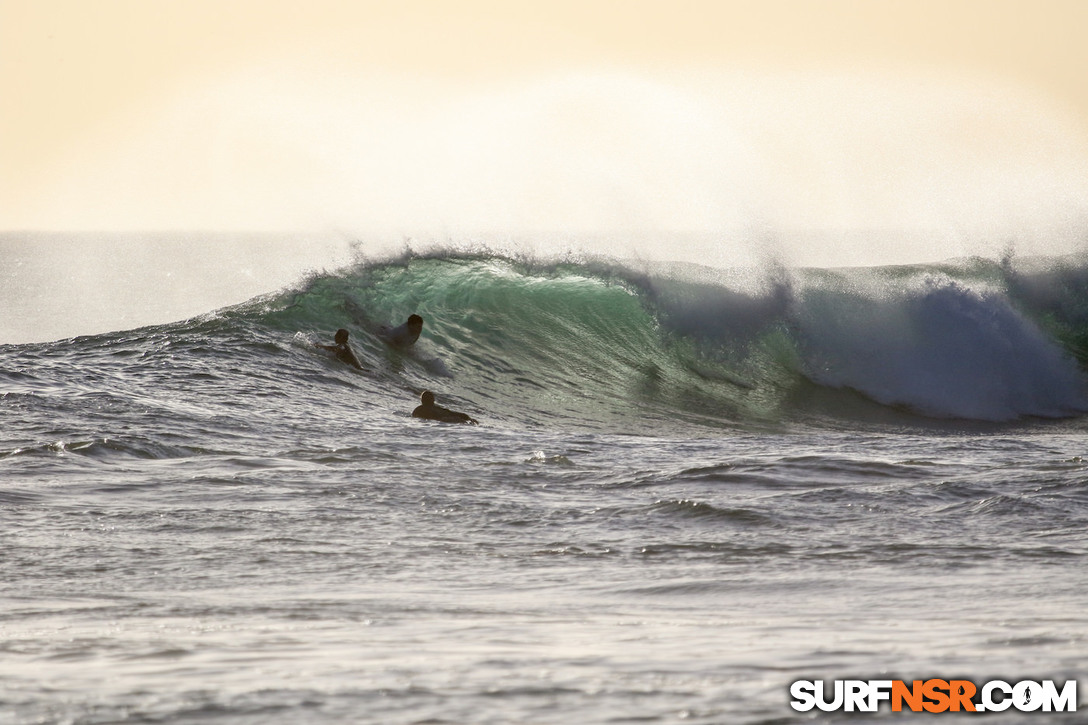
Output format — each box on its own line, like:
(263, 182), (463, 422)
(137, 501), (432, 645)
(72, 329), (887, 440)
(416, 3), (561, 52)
(315, 328), (363, 370)
(412, 391), (478, 425)
(378, 314), (423, 349)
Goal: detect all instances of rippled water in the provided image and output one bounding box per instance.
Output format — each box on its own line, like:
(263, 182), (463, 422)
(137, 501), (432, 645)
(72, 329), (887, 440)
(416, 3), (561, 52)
(4, 421), (1087, 723)
(3, 250), (1088, 723)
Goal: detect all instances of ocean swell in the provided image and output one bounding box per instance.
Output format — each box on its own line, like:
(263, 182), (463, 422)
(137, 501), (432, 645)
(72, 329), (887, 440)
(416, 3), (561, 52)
(249, 249), (1088, 427)
(15, 248), (1085, 432)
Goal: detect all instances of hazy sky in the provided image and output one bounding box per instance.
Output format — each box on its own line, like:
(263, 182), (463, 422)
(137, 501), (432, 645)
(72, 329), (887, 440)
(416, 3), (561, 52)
(4, 0), (1088, 241)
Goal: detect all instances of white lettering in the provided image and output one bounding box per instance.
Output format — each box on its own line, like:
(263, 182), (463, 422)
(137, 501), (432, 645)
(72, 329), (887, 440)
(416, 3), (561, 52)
(844, 680), (869, 712)
(1041, 680), (1077, 712)
(815, 680), (844, 712)
(982, 680), (1013, 712)
(789, 681), (816, 712)
(1014, 681), (1043, 712)
(868, 679), (893, 711)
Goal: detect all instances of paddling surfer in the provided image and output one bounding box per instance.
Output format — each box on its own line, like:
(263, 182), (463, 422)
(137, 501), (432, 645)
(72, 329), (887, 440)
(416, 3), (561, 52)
(412, 391), (478, 425)
(378, 314), (423, 349)
(315, 328), (363, 370)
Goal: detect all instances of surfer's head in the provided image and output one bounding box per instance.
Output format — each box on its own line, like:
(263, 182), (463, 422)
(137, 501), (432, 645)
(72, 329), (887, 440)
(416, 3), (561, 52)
(334, 328), (350, 345)
(420, 390), (435, 406)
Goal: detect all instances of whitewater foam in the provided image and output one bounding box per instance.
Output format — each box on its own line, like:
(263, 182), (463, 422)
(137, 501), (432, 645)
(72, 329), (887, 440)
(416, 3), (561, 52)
(794, 272), (1088, 420)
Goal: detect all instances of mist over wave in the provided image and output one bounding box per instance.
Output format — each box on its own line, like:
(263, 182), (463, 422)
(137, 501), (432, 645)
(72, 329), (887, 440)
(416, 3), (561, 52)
(11, 66), (1088, 358)
(22, 68), (1088, 263)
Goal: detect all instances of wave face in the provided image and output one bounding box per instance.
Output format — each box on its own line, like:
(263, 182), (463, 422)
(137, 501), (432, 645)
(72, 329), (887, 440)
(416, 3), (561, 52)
(209, 249), (1087, 431)
(10, 249), (1087, 434)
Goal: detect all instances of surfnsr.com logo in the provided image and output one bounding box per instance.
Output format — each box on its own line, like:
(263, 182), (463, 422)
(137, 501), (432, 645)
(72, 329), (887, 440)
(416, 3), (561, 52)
(790, 679), (1078, 713)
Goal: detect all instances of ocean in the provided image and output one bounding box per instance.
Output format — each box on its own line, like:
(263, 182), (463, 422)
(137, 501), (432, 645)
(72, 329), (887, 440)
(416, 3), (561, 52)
(2, 242), (1088, 723)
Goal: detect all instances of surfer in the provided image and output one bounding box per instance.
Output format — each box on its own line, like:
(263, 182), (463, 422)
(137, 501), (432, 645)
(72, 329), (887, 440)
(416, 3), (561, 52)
(315, 328), (363, 370)
(412, 391), (478, 425)
(378, 314), (423, 349)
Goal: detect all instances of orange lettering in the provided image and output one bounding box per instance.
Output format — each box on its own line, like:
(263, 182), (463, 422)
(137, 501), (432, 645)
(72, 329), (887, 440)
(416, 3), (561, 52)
(922, 679), (950, 713)
(948, 680), (977, 712)
(892, 680), (924, 712)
